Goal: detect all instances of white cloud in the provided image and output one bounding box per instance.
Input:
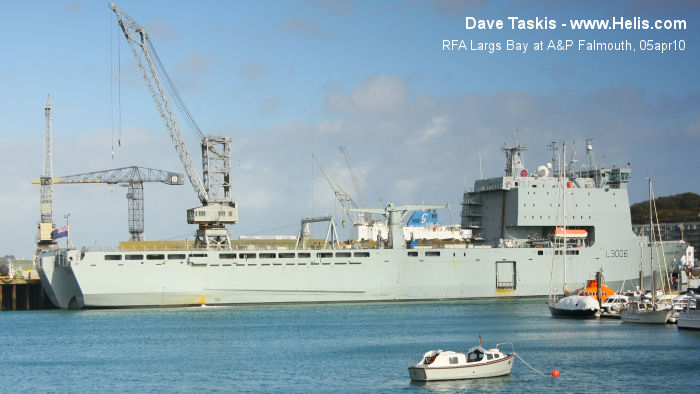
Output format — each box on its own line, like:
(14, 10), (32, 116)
(325, 74), (409, 116)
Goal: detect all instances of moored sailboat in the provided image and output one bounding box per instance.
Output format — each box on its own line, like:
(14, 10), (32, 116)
(621, 178), (672, 324)
(548, 142), (600, 319)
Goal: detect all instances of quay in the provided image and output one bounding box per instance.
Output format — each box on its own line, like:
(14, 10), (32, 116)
(0, 279), (53, 311)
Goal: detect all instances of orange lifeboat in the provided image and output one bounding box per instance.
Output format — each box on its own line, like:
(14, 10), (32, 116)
(578, 279), (615, 303)
(551, 227), (588, 239)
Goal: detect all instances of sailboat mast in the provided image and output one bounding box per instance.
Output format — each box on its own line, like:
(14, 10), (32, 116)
(562, 142), (567, 288)
(649, 177), (656, 304)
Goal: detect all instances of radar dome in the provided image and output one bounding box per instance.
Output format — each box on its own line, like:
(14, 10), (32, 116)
(537, 165), (550, 177)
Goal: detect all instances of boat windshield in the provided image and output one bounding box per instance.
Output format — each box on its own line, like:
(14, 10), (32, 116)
(467, 350), (484, 363)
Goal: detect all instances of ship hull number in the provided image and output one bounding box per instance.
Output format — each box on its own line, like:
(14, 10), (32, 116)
(606, 249), (628, 258)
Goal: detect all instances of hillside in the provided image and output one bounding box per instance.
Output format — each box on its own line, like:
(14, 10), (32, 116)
(630, 192), (700, 224)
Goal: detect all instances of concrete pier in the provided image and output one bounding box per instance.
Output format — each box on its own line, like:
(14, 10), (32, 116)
(0, 279), (54, 311)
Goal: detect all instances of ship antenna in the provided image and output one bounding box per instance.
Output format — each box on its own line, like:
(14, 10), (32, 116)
(478, 151), (483, 180)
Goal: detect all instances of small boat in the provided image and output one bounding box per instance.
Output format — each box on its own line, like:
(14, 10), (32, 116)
(601, 294), (630, 313)
(548, 295), (600, 318)
(620, 300), (672, 324)
(677, 295), (700, 330)
(408, 340), (515, 381)
(620, 177), (673, 325)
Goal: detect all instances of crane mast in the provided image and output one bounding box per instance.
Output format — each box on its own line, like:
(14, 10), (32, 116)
(110, 3), (237, 249)
(38, 95), (57, 249)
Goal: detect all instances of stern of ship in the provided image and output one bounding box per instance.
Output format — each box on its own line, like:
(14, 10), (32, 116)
(36, 249), (85, 309)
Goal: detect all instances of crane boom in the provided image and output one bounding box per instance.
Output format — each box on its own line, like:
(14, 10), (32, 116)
(33, 166), (184, 241)
(312, 154), (358, 224)
(109, 2), (208, 205)
(339, 146), (365, 208)
(47, 166), (183, 185)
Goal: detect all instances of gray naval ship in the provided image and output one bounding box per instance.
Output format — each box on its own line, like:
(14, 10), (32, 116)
(36, 141), (688, 309)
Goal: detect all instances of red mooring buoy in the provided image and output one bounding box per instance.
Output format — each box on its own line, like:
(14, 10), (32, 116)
(552, 369), (560, 378)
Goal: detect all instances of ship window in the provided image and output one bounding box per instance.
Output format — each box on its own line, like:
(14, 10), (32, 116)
(425, 251), (440, 257)
(168, 254), (186, 260)
(538, 250), (543, 256)
(239, 253), (256, 259)
(147, 254), (165, 260)
(495, 354), (500, 359)
(125, 254), (143, 260)
(317, 252), (333, 258)
(354, 252), (370, 257)
(407, 251), (418, 257)
(487, 354), (493, 360)
(298, 253), (311, 258)
(449, 357), (459, 364)
(219, 253), (236, 259)
(190, 253), (207, 257)
(104, 255), (122, 261)
(335, 252), (351, 258)
(279, 253), (295, 258)
(259, 253), (276, 259)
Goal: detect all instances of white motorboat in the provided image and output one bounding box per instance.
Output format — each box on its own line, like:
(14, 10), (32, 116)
(408, 342), (514, 381)
(620, 301), (672, 324)
(601, 294), (630, 313)
(677, 295), (700, 330)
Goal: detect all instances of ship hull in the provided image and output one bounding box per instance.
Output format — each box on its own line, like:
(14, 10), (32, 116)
(36, 240), (683, 309)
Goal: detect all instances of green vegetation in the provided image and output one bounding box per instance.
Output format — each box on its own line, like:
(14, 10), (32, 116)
(630, 192), (700, 224)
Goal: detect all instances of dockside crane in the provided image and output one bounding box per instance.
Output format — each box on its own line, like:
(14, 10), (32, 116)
(37, 95), (56, 250)
(33, 166), (184, 241)
(110, 3), (237, 249)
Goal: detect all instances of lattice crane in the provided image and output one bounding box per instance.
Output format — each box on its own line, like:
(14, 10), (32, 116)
(37, 95), (56, 250)
(312, 154), (360, 225)
(110, 3), (237, 249)
(33, 166), (184, 241)
(338, 146), (374, 224)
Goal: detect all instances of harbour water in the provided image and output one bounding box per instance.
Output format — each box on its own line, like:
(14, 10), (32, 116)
(3, 298), (699, 392)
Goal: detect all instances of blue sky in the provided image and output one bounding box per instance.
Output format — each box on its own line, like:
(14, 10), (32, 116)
(1, 0), (698, 258)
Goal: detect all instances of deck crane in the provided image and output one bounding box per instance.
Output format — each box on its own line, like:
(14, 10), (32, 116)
(312, 154), (359, 225)
(33, 166), (184, 241)
(109, 3), (238, 249)
(338, 146), (373, 224)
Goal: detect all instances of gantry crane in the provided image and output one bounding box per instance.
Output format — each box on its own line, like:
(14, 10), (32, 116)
(33, 166), (184, 241)
(110, 3), (237, 249)
(37, 95), (56, 250)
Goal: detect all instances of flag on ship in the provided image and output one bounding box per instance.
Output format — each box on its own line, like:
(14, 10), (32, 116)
(52, 226), (68, 239)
